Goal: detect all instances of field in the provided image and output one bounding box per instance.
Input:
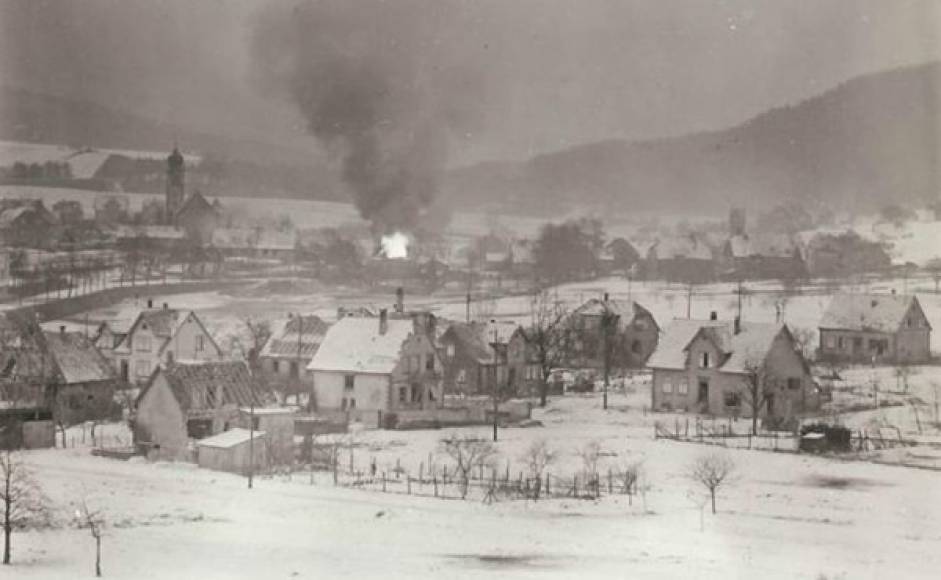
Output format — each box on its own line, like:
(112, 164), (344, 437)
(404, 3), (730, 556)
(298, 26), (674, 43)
(10, 389), (941, 580)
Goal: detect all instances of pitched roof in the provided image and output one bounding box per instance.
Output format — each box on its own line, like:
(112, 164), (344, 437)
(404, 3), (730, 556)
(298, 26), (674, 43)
(441, 321), (519, 364)
(175, 191), (216, 219)
(572, 297), (659, 331)
(819, 293), (924, 332)
(259, 315), (330, 359)
(44, 331), (116, 384)
(647, 318), (785, 373)
(307, 316), (413, 374)
(650, 235), (713, 261)
(196, 427), (265, 449)
(153, 360), (260, 412)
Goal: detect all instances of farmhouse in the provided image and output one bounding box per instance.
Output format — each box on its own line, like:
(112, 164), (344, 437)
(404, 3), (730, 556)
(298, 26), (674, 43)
(307, 310), (443, 429)
(44, 329), (120, 424)
(133, 360), (261, 461)
(648, 316), (818, 421)
(818, 293), (931, 364)
(109, 303), (222, 384)
(720, 234), (806, 281)
(643, 235), (715, 283)
(439, 320), (520, 397)
(568, 295), (659, 370)
(258, 314), (330, 402)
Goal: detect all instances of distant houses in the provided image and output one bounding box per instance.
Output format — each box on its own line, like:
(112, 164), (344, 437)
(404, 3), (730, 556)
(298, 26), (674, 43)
(257, 314), (329, 403)
(568, 295), (659, 370)
(647, 315), (818, 421)
(818, 293), (931, 364)
(439, 320), (520, 398)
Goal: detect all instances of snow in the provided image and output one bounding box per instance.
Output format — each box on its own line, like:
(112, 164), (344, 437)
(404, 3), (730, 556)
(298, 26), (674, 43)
(9, 390), (941, 579)
(307, 316), (414, 374)
(197, 428), (265, 449)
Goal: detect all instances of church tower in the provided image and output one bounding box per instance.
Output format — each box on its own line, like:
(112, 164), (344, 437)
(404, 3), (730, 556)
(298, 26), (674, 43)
(165, 146), (185, 223)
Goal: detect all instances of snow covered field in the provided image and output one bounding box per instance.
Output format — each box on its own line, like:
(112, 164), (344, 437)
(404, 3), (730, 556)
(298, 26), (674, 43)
(11, 390), (941, 579)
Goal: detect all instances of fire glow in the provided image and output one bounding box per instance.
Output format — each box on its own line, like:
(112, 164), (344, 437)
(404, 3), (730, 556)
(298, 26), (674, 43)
(380, 231), (409, 259)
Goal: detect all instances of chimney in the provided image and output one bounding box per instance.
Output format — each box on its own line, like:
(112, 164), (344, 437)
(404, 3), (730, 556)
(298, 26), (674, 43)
(603, 292), (609, 302)
(162, 302), (168, 310)
(395, 287), (404, 314)
(733, 316), (741, 335)
(379, 308), (388, 335)
(147, 298), (153, 309)
(59, 325), (66, 335)
(710, 311), (718, 321)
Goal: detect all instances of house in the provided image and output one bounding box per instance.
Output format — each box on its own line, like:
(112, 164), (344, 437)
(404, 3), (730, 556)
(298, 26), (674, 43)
(307, 310), (443, 428)
(439, 320), (519, 397)
(0, 200), (58, 248)
(258, 314), (330, 401)
(647, 315), (818, 421)
(43, 329), (120, 424)
(568, 295), (659, 370)
(720, 234), (807, 281)
(599, 237), (641, 276)
(133, 360), (262, 460)
(109, 303), (223, 384)
(818, 293), (931, 364)
(800, 231), (891, 278)
(195, 428), (267, 475)
(506, 326), (544, 398)
(174, 191), (220, 244)
(644, 235), (715, 283)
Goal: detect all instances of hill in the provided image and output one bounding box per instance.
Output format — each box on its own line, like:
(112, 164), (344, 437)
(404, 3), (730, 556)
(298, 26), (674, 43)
(444, 61), (941, 215)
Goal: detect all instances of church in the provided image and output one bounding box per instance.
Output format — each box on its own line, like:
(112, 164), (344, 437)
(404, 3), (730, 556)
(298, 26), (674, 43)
(165, 146), (221, 244)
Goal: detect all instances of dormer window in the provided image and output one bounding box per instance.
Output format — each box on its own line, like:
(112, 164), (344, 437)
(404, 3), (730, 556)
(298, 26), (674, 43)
(700, 352), (710, 368)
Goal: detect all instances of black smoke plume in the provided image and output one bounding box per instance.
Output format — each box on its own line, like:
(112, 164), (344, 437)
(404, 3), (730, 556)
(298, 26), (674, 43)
(252, 0), (490, 234)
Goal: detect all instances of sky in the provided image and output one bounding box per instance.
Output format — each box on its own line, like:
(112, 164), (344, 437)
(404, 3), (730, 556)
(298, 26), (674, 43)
(1, 0), (940, 166)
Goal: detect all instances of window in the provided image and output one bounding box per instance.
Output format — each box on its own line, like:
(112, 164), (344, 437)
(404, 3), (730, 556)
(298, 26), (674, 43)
(787, 378), (801, 391)
(724, 391), (741, 408)
(662, 380), (673, 394)
(348, 398), (356, 409)
(206, 385), (216, 408)
(700, 352), (710, 368)
(135, 360), (150, 377)
(195, 335), (205, 352)
(136, 335), (151, 353)
(678, 379), (689, 395)
(446, 343), (455, 358)
(399, 386), (408, 402)
(344, 375), (355, 390)
(852, 337), (862, 350)
(631, 340), (642, 354)
(272, 360), (280, 373)
(457, 369), (467, 384)
(837, 337), (845, 349)
(290, 361), (299, 378)
(411, 383), (421, 403)
(425, 354), (435, 372)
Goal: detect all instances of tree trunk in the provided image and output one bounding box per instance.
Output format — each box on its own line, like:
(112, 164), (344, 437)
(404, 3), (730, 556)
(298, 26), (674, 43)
(3, 486), (11, 565)
(95, 535), (101, 577)
(710, 489), (717, 514)
(751, 412), (758, 436)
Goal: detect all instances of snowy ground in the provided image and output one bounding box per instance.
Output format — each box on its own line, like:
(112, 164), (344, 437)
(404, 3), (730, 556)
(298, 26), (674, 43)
(11, 390), (941, 579)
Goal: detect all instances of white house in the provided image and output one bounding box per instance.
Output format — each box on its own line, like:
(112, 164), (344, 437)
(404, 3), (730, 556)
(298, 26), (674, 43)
(307, 310), (442, 428)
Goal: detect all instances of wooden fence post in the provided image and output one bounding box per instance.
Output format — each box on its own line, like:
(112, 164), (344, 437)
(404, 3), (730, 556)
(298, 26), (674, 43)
(407, 475), (412, 495)
(545, 473), (550, 496)
(608, 468), (613, 494)
(382, 472), (387, 493)
(433, 475), (438, 497)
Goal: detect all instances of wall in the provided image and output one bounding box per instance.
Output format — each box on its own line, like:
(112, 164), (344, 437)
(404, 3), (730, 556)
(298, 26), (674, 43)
(197, 436), (267, 475)
(164, 312), (221, 362)
(313, 371), (390, 413)
(134, 374), (188, 460)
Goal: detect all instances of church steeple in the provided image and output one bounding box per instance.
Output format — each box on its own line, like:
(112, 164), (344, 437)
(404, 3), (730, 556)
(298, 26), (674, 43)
(166, 146), (185, 223)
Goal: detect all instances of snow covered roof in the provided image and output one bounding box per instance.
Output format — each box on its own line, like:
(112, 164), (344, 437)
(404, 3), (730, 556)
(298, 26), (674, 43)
(819, 293), (925, 333)
(196, 428), (266, 449)
(259, 315), (330, 360)
(307, 316), (413, 374)
(650, 235), (713, 261)
(647, 318), (785, 373)
(212, 228), (296, 251)
(44, 331), (116, 384)
(113, 225), (185, 240)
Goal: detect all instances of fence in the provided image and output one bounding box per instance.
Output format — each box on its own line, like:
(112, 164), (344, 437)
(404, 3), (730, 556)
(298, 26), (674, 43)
(264, 443), (646, 505)
(654, 418), (798, 452)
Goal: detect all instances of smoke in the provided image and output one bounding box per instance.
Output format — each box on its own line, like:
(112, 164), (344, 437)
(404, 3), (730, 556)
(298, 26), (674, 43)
(251, 0), (491, 234)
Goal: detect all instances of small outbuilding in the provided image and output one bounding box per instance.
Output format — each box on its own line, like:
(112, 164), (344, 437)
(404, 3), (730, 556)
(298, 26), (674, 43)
(196, 428), (267, 475)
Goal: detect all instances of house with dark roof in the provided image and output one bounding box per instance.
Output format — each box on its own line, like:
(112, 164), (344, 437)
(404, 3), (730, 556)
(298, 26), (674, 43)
(258, 314), (330, 402)
(0, 200), (58, 248)
(719, 234), (806, 281)
(568, 295), (659, 371)
(44, 329), (120, 426)
(818, 293), (931, 364)
(133, 360), (263, 460)
(439, 320), (523, 397)
(109, 304), (223, 384)
(647, 316), (817, 420)
(174, 191), (219, 244)
(643, 234), (716, 283)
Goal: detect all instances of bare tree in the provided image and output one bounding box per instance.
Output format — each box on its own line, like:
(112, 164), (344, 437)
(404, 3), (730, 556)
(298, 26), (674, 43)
(75, 496), (105, 577)
(439, 435), (497, 499)
(521, 439), (556, 500)
(526, 290), (574, 407)
(1, 451), (49, 565)
(790, 327), (816, 361)
(578, 440), (602, 497)
(740, 359), (772, 435)
(240, 316), (272, 374)
(688, 452), (735, 514)
(619, 460), (643, 505)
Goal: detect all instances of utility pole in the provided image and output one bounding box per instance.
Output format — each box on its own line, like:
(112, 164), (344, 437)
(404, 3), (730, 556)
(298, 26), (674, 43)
(490, 326), (503, 442)
(248, 378), (255, 489)
(736, 279), (744, 321)
(601, 294), (618, 411)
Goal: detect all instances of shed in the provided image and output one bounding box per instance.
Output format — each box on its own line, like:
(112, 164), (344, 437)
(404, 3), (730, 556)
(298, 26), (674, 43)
(196, 428), (267, 475)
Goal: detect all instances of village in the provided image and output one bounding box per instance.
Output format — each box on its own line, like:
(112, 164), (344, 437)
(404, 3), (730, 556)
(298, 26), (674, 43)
(1, 146), (941, 578)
